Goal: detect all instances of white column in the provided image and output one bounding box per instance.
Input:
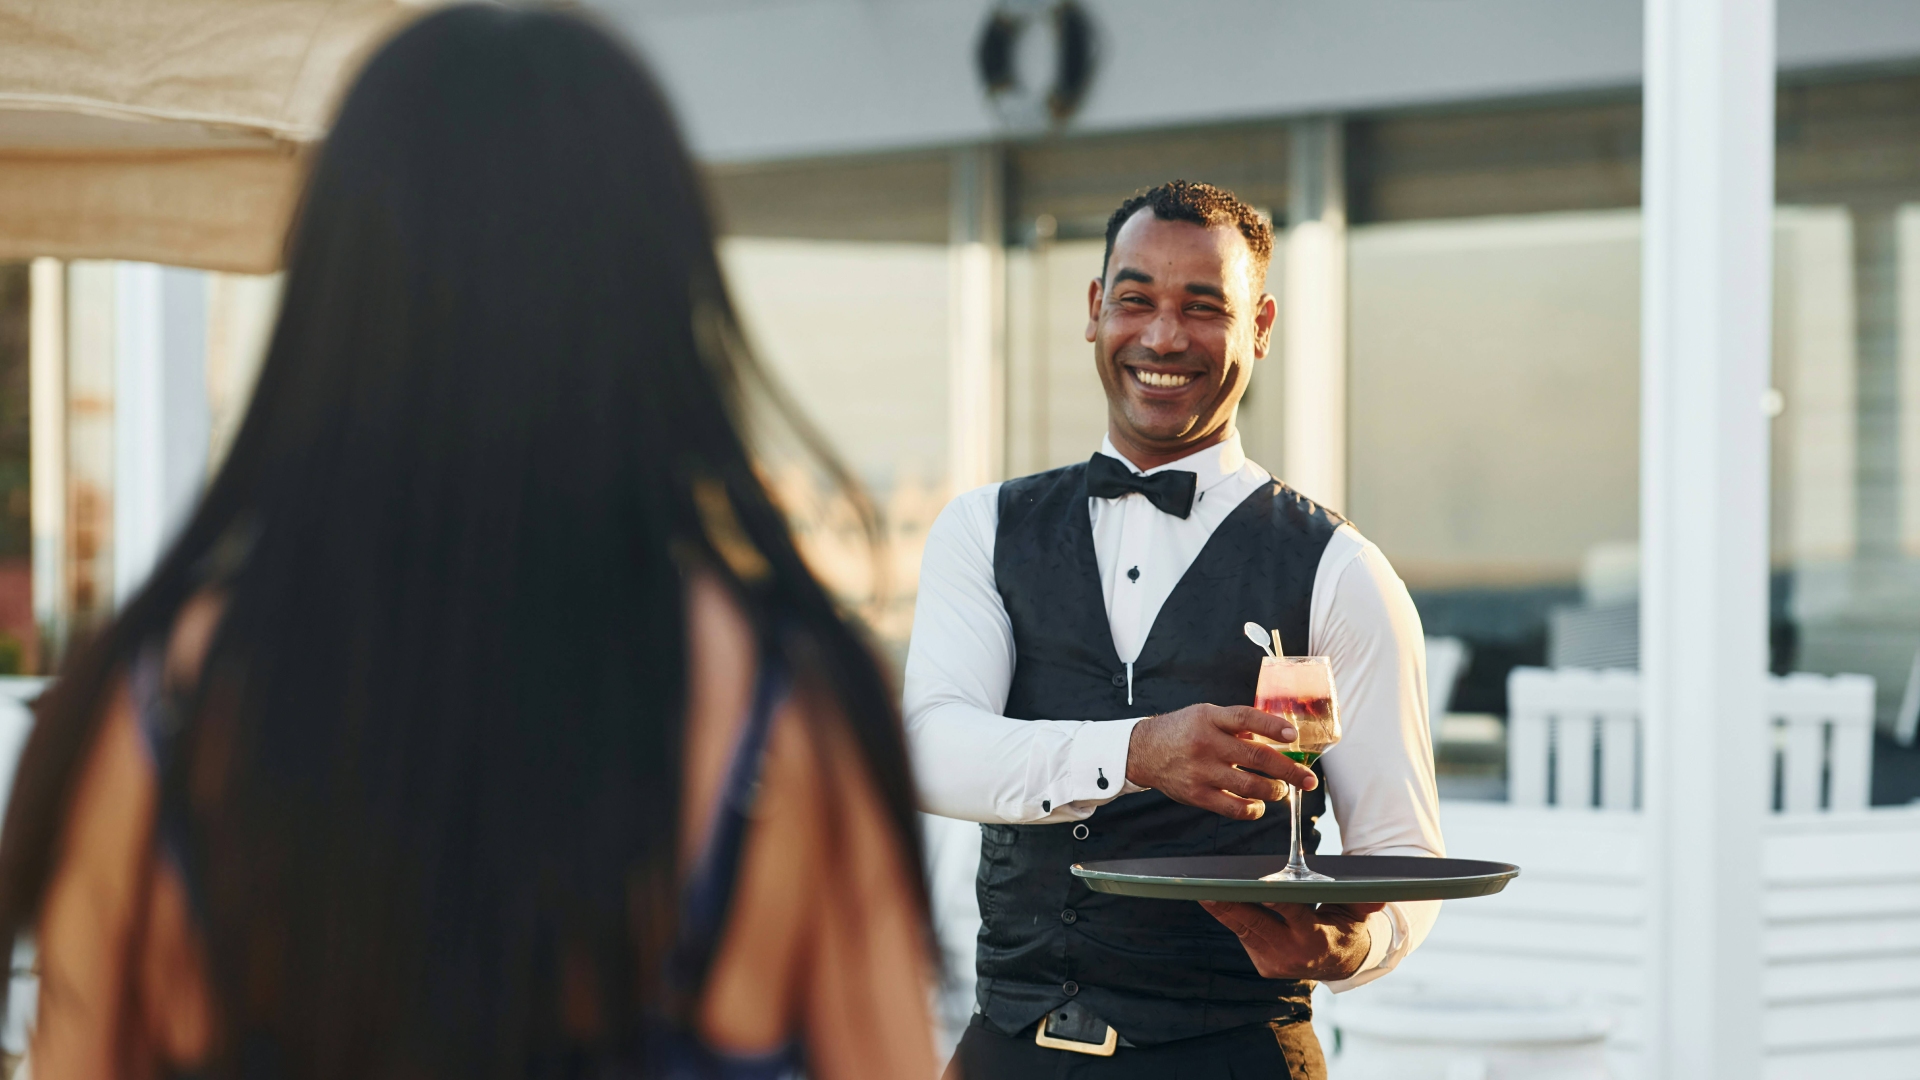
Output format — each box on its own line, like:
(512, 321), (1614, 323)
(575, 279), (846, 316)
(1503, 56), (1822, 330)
(28, 259), (66, 662)
(1898, 206), (1920, 554)
(1283, 117), (1348, 511)
(1640, 2), (1774, 1077)
(113, 264), (210, 606)
(949, 145), (1005, 496)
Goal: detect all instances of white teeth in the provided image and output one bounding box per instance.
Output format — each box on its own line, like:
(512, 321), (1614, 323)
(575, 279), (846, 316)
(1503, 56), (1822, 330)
(1135, 369), (1195, 388)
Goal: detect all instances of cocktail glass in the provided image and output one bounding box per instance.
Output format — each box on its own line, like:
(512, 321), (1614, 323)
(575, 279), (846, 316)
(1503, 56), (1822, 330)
(1253, 655), (1343, 882)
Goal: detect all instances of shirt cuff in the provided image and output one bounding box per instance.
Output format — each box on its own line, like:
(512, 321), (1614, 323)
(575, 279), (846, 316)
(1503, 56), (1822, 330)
(1034, 716), (1143, 820)
(1323, 907), (1399, 994)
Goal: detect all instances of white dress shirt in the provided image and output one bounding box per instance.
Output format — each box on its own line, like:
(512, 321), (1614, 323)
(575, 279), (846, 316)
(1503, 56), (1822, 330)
(903, 432), (1445, 990)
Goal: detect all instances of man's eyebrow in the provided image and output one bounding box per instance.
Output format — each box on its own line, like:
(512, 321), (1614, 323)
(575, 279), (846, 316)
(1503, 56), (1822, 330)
(1184, 282), (1226, 301)
(1111, 268), (1153, 286)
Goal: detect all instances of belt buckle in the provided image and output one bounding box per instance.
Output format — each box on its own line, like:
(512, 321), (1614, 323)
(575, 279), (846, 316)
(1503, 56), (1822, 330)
(1034, 1013), (1119, 1057)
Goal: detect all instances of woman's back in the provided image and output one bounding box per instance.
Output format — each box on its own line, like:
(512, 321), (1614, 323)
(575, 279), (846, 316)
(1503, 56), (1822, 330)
(0, 7), (937, 1078)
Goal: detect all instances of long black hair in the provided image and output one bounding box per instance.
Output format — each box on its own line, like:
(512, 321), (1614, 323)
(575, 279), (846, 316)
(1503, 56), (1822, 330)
(0, 6), (928, 1077)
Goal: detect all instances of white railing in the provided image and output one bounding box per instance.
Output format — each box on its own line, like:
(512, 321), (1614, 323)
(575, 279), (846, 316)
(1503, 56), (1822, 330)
(1403, 665), (1919, 1079)
(1507, 667), (1876, 813)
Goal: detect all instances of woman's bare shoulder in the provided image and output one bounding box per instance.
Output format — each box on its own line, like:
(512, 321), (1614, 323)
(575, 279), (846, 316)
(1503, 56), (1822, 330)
(33, 586), (226, 1077)
(680, 571), (759, 863)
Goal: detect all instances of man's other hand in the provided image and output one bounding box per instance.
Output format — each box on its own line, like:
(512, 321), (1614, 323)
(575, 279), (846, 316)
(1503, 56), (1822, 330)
(1199, 901), (1384, 981)
(1124, 704), (1317, 820)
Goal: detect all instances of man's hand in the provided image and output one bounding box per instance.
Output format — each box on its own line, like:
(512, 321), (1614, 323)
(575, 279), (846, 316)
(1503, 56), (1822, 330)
(1125, 704), (1317, 820)
(1199, 901), (1385, 981)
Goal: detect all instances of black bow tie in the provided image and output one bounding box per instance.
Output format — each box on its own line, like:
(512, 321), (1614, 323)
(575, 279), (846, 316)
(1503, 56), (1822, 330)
(1085, 453), (1198, 519)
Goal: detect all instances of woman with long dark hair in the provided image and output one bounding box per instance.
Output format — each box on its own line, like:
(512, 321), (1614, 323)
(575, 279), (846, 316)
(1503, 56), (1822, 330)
(0, 7), (938, 1078)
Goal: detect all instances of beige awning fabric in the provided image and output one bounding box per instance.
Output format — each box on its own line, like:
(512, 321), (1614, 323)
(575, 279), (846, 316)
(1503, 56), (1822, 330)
(0, 0), (430, 272)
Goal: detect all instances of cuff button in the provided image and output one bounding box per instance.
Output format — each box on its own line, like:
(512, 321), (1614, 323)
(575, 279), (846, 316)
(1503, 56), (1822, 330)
(1042, 799), (1051, 813)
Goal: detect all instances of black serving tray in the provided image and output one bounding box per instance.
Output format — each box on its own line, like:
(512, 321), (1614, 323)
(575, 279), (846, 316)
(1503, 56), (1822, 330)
(1071, 854), (1519, 904)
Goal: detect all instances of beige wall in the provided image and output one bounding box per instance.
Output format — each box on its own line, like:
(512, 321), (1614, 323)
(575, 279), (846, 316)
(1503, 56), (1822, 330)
(721, 237), (950, 487)
(1346, 211), (1642, 589)
(1347, 207), (1857, 594)
(719, 237), (951, 652)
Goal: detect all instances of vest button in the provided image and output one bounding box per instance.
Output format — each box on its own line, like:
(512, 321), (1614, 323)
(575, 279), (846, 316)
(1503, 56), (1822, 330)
(1110, 672), (1126, 688)
(1072, 824), (1089, 840)
(1061, 908), (1078, 924)
(1063, 980), (1080, 996)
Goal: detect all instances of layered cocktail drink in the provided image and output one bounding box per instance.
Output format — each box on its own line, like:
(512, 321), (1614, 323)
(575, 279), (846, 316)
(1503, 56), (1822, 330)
(1254, 655), (1342, 882)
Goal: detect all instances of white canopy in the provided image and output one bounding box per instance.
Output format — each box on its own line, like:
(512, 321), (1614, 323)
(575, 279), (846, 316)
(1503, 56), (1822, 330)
(0, 0), (427, 272)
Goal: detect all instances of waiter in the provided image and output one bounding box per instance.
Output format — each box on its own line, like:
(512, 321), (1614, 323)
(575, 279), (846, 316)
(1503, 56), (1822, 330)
(906, 181), (1444, 1079)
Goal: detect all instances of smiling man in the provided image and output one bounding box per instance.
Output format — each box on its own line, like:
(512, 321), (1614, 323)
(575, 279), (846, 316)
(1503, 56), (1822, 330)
(906, 181), (1444, 1079)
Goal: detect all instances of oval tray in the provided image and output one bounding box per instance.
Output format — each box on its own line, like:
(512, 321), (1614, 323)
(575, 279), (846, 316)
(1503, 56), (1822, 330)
(1071, 854), (1519, 904)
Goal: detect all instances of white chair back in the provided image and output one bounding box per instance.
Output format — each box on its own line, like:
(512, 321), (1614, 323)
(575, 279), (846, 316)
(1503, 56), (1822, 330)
(0, 677), (45, 816)
(1423, 636), (1471, 744)
(1507, 667), (1874, 813)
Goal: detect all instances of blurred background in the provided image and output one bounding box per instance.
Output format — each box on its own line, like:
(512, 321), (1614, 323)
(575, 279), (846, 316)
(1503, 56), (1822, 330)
(5, 0), (1920, 1075)
(12, 0), (1920, 787)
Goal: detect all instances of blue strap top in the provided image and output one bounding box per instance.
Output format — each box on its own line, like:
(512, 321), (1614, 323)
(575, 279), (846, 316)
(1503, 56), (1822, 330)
(131, 643), (802, 1079)
(652, 657), (802, 1079)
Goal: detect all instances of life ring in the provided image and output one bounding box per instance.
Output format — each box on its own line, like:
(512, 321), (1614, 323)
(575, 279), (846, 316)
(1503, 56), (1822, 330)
(976, 0), (1097, 130)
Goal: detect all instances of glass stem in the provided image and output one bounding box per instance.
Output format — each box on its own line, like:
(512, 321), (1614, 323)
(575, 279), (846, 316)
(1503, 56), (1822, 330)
(1286, 781), (1309, 874)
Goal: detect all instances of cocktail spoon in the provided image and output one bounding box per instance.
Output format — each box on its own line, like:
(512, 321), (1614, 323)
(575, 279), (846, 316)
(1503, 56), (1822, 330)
(1243, 621), (1276, 658)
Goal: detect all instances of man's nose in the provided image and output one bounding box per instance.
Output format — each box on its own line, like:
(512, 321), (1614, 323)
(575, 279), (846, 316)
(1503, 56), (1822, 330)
(1137, 308), (1189, 354)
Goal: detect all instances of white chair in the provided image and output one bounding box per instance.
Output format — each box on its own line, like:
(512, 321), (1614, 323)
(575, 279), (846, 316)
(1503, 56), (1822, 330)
(1506, 667), (1874, 813)
(1894, 646), (1920, 747)
(920, 813), (983, 1059)
(0, 677), (44, 1060)
(1330, 985), (1612, 1080)
(1424, 636), (1472, 745)
(0, 678), (45, 816)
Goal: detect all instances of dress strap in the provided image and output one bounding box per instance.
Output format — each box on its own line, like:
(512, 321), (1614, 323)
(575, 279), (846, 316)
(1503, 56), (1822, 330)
(666, 655), (789, 998)
(129, 642), (214, 941)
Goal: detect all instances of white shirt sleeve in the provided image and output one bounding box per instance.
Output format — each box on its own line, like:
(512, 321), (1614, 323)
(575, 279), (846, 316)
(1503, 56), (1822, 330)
(1309, 525), (1447, 993)
(903, 485), (1143, 824)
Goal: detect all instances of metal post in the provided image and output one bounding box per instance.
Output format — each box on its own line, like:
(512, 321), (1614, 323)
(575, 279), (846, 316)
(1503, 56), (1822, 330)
(1640, 1), (1774, 1076)
(1283, 117), (1348, 511)
(28, 259), (66, 669)
(949, 146), (1005, 496)
(64, 262), (116, 634)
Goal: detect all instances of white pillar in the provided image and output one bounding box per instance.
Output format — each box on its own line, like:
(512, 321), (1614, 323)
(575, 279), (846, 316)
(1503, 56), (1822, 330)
(1640, 2), (1774, 1077)
(1283, 117), (1348, 511)
(28, 259), (66, 663)
(949, 145), (1005, 496)
(112, 264), (209, 606)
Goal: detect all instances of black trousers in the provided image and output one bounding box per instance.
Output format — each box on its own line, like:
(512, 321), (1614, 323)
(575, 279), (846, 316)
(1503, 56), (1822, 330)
(948, 1016), (1325, 1080)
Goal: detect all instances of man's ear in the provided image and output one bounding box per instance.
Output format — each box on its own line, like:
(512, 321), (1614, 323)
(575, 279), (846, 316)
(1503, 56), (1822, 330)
(1085, 277), (1104, 343)
(1252, 292), (1278, 359)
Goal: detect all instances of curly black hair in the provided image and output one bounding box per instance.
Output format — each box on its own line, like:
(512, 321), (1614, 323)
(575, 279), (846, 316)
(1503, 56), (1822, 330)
(1100, 179), (1273, 286)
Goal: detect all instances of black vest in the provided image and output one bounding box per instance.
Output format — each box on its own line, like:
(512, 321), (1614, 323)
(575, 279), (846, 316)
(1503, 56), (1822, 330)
(975, 461), (1343, 1046)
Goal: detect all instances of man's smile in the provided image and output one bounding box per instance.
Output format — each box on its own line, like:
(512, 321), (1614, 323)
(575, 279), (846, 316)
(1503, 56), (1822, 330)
(1128, 366), (1200, 391)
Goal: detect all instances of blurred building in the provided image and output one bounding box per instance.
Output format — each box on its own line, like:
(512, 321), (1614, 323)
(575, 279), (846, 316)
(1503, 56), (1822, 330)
(8, 2), (1920, 729)
(4, 1), (1920, 1074)
(583, 8), (1920, 1070)
(600, 1), (1920, 754)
